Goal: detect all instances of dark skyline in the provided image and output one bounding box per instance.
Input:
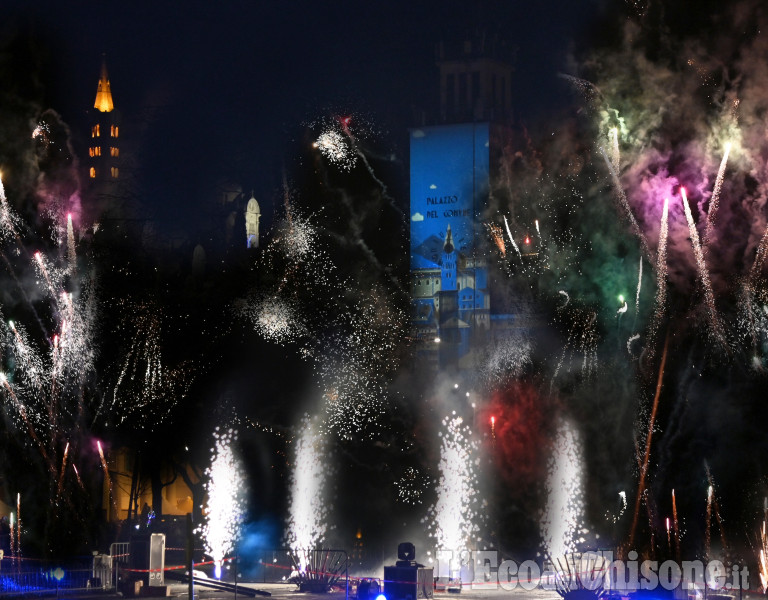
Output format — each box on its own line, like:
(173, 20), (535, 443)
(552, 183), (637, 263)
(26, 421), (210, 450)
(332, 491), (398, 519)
(2, 0), (606, 231)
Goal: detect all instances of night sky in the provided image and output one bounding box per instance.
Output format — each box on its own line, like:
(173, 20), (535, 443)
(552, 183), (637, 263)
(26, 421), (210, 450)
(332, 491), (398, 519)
(2, 0), (604, 229)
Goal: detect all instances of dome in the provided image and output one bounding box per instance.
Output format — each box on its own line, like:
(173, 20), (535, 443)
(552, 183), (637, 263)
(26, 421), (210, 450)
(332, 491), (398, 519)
(246, 194), (261, 215)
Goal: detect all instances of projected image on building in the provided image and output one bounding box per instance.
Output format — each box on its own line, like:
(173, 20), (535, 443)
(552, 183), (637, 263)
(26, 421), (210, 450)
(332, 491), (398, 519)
(409, 123), (493, 369)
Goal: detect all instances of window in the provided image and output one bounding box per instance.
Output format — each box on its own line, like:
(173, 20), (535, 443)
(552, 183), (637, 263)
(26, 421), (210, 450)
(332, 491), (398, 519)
(89, 167), (95, 178)
(89, 147), (94, 157)
(111, 167), (119, 178)
(111, 125), (119, 138)
(92, 124), (100, 137)
(110, 147), (119, 157)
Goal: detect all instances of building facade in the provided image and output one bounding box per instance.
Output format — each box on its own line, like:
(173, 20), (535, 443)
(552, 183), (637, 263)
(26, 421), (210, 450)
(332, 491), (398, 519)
(410, 37), (516, 370)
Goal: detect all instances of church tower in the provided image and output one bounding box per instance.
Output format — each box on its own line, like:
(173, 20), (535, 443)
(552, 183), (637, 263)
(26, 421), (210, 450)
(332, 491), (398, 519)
(88, 56), (120, 185)
(245, 193), (261, 249)
(440, 224), (457, 291)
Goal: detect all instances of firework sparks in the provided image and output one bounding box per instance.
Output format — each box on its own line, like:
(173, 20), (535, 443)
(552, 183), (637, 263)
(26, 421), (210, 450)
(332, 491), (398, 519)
(503, 215), (522, 260)
(703, 143), (731, 247)
(608, 127), (620, 173)
(198, 428), (246, 579)
(250, 296), (306, 344)
(395, 467), (426, 505)
(680, 187), (726, 347)
(671, 489), (680, 562)
(286, 418), (329, 552)
(759, 519), (768, 593)
(314, 129), (356, 171)
(599, 146), (650, 260)
(486, 222), (506, 256)
(541, 419), (586, 559)
(427, 414), (483, 579)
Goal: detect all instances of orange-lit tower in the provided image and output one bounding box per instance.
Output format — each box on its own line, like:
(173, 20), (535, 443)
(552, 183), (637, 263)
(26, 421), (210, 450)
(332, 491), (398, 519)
(88, 56), (120, 184)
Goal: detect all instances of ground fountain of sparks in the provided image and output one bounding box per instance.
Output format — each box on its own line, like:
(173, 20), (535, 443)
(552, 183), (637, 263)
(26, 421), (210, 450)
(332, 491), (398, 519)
(197, 428), (246, 579)
(285, 418), (330, 553)
(541, 419), (586, 560)
(426, 414), (483, 579)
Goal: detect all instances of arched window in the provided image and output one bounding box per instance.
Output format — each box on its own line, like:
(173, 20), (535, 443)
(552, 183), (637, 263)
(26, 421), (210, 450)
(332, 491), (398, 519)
(89, 167), (96, 178)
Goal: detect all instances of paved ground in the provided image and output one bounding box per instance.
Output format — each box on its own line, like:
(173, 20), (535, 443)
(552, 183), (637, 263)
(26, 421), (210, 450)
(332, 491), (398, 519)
(27, 580), (767, 600)
(168, 582), (562, 600)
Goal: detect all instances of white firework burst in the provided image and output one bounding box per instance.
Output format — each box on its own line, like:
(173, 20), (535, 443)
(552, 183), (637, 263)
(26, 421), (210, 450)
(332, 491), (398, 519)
(314, 129), (357, 171)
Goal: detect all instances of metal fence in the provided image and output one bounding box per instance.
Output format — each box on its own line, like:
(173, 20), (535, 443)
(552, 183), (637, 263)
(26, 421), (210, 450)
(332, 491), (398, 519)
(0, 545), (350, 596)
(0, 562), (99, 597)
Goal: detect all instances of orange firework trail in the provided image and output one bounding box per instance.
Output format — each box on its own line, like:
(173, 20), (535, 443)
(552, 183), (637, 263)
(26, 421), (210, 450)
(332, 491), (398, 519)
(628, 332), (669, 549)
(97, 441), (118, 520)
(759, 520), (768, 593)
(56, 442), (69, 497)
(16, 492), (21, 557)
(672, 489), (680, 562)
(71, 463), (84, 490)
(486, 223), (506, 256)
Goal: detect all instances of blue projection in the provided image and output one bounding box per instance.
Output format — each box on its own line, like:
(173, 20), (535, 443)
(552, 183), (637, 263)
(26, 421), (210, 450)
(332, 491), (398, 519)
(409, 123), (492, 368)
(410, 123), (490, 265)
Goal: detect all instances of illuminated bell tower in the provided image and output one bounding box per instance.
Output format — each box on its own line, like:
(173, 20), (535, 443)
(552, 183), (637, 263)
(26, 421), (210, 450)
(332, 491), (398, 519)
(245, 192), (261, 249)
(88, 56), (120, 185)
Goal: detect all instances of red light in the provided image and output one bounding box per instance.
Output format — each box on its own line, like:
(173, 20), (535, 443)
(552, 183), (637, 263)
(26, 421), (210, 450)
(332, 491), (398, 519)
(524, 236), (530, 245)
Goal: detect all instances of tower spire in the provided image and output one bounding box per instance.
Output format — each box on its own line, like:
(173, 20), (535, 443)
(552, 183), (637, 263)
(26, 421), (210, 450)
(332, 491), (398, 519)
(443, 224), (454, 253)
(94, 55), (114, 113)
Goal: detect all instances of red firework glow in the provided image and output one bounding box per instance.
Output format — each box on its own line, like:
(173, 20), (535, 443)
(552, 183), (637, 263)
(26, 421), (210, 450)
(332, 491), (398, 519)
(482, 381), (552, 485)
